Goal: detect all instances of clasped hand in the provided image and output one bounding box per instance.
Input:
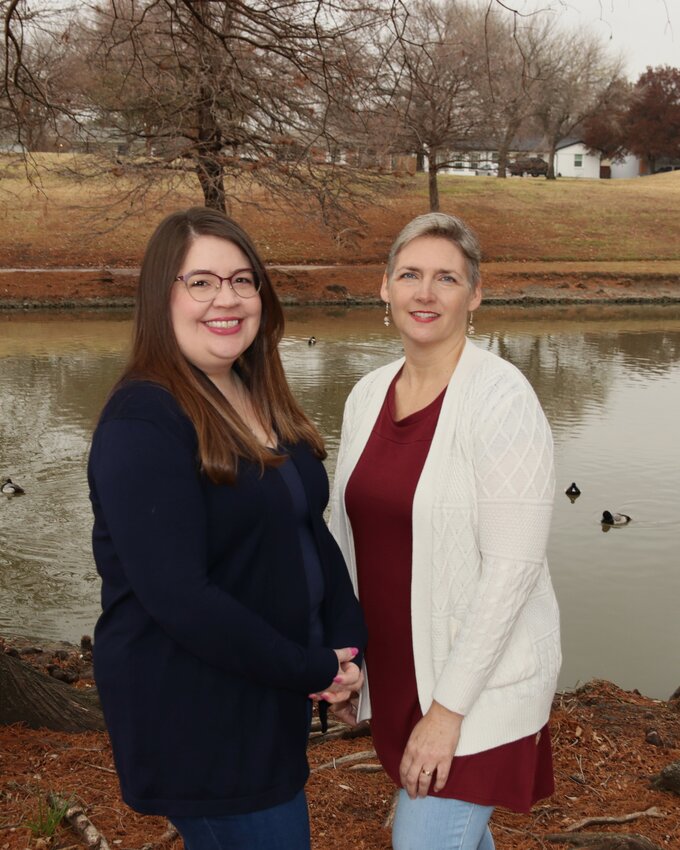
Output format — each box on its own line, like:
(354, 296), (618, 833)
(308, 647), (363, 715)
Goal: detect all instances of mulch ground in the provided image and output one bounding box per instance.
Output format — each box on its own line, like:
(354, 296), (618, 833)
(2, 639), (679, 850)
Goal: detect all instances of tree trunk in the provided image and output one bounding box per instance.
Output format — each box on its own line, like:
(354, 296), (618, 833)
(497, 121), (520, 179)
(497, 147), (508, 179)
(428, 152), (439, 212)
(0, 650), (105, 732)
(196, 153), (228, 213)
(416, 150), (425, 172)
(547, 141), (558, 180)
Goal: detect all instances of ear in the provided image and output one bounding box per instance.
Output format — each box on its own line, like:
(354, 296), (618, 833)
(469, 282), (482, 312)
(380, 272), (389, 304)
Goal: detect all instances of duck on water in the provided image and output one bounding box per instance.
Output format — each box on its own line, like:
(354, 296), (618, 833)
(601, 510), (631, 527)
(2, 478), (25, 496)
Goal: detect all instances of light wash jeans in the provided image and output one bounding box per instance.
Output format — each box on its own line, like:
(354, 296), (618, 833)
(170, 790), (310, 850)
(392, 790), (495, 850)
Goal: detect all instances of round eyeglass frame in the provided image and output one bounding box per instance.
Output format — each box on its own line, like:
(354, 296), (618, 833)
(175, 268), (262, 300)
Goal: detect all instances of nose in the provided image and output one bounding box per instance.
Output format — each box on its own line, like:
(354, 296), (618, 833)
(414, 275), (436, 300)
(212, 279), (240, 307)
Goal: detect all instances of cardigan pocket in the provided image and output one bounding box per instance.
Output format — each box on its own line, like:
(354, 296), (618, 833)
(446, 615), (538, 688)
(486, 619), (539, 688)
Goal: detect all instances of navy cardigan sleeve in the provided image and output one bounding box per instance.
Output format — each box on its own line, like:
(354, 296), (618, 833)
(89, 385), (340, 695)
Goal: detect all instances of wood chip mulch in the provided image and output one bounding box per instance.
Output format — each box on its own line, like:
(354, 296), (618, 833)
(1, 640), (679, 849)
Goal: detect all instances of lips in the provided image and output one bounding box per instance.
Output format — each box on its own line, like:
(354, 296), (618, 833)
(411, 311), (439, 321)
(204, 319), (240, 329)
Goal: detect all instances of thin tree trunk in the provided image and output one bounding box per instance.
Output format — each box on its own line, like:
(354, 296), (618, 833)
(547, 141), (558, 180)
(428, 151), (439, 211)
(497, 121), (520, 179)
(0, 651), (105, 732)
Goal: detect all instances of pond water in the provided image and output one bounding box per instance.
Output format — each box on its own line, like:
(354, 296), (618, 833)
(1, 305), (679, 699)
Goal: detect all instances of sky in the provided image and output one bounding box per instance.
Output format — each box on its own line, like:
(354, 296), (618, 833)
(512, 0), (679, 80)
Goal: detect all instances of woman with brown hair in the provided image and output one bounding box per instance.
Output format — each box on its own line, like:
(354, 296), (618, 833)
(88, 207), (366, 850)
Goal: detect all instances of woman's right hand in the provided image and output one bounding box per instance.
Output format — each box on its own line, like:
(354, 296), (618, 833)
(331, 696), (359, 726)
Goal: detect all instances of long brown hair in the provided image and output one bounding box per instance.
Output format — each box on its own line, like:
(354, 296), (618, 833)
(116, 206), (325, 484)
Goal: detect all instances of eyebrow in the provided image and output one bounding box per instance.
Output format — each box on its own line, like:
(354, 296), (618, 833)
(396, 265), (461, 276)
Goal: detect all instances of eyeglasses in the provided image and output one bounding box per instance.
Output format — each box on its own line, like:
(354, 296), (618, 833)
(175, 268), (261, 301)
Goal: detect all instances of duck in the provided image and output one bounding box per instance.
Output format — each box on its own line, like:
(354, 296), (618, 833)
(1, 478), (25, 496)
(601, 510), (631, 527)
(308, 336), (316, 346)
(565, 482), (581, 499)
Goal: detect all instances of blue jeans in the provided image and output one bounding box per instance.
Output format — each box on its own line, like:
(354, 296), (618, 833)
(170, 790), (310, 850)
(392, 791), (495, 850)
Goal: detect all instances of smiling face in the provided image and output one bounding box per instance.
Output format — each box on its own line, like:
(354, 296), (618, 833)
(381, 235), (481, 354)
(170, 234), (262, 382)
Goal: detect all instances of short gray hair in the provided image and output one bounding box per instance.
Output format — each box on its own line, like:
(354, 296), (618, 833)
(386, 213), (481, 289)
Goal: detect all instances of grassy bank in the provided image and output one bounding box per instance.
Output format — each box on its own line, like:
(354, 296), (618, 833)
(2, 153), (680, 269)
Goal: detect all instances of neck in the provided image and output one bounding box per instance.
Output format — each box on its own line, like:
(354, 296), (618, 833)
(400, 334), (467, 391)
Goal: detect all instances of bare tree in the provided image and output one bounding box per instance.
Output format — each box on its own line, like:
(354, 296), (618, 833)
(53, 0), (405, 227)
(1, 1), (80, 150)
(532, 26), (623, 179)
(475, 4), (555, 178)
(376, 0), (486, 211)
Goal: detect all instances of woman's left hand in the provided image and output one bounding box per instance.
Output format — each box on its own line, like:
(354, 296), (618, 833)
(308, 660), (364, 704)
(399, 701), (464, 799)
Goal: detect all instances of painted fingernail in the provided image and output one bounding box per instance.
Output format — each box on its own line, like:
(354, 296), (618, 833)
(350, 647), (359, 656)
(333, 676), (343, 683)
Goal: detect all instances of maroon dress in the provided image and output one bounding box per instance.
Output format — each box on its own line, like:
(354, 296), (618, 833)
(344, 373), (553, 812)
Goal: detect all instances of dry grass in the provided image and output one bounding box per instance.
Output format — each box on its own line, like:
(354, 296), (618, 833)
(1, 153), (680, 268)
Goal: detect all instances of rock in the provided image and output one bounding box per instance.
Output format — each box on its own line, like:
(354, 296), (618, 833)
(645, 729), (664, 746)
(668, 684), (680, 702)
(47, 665), (79, 684)
(650, 759), (680, 794)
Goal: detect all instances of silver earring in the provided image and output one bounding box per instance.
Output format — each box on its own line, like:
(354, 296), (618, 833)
(383, 302), (391, 327)
(467, 312), (475, 336)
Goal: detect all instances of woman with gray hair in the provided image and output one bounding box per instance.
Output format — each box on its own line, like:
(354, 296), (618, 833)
(327, 213), (561, 849)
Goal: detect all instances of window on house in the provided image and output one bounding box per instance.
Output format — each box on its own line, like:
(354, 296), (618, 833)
(574, 154), (583, 168)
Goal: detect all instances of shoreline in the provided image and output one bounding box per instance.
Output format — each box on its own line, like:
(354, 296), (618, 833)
(2, 262), (680, 309)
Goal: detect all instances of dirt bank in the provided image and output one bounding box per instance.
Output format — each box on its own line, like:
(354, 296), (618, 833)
(2, 261), (680, 309)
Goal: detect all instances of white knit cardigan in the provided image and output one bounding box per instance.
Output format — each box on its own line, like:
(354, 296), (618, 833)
(329, 339), (562, 756)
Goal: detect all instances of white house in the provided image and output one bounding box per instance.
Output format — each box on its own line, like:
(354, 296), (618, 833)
(554, 139), (642, 179)
(554, 141), (601, 179)
(609, 154), (641, 178)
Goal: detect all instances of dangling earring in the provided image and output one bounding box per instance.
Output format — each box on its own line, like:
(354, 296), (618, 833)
(467, 312), (475, 336)
(383, 301), (391, 327)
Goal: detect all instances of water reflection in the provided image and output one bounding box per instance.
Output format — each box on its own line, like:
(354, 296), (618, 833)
(1, 305), (679, 699)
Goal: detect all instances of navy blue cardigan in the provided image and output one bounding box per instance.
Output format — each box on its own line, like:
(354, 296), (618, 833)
(88, 382), (366, 817)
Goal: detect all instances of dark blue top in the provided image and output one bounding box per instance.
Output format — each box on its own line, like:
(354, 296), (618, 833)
(88, 381), (366, 817)
(276, 456), (325, 646)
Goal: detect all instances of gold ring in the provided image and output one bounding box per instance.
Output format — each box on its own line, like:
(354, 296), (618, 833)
(421, 768), (432, 776)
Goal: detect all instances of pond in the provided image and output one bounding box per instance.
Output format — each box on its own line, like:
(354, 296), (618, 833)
(1, 304), (679, 699)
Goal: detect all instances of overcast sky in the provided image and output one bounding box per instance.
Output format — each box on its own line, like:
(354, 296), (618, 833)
(510, 0), (679, 80)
